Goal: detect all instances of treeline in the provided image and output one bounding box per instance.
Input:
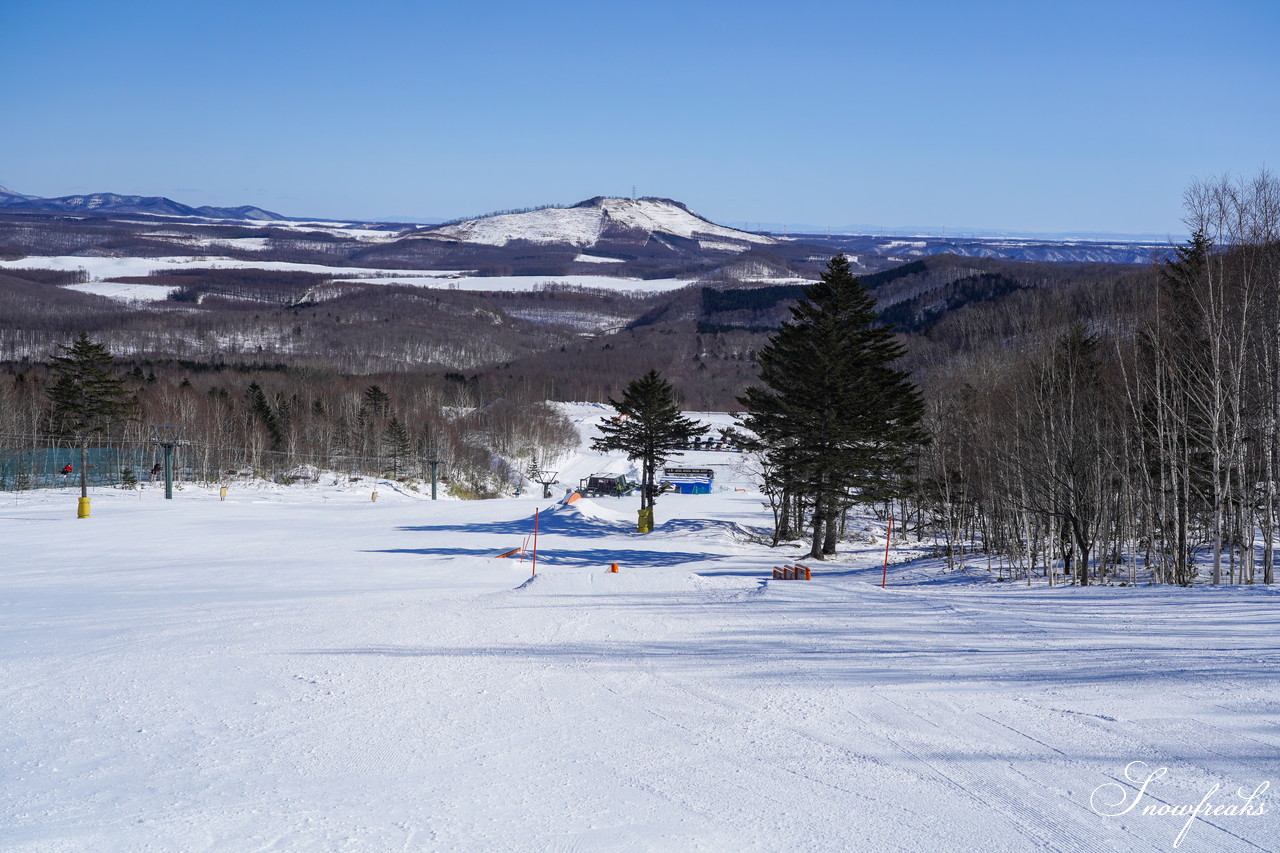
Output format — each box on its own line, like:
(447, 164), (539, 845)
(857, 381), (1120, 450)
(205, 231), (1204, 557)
(0, 275), (594, 372)
(0, 267), (90, 286)
(434, 202), (569, 227)
(0, 211), (370, 266)
(0, 364), (580, 498)
(0, 262), (775, 409)
(877, 272), (1025, 332)
(912, 173), (1280, 585)
(105, 268), (333, 305)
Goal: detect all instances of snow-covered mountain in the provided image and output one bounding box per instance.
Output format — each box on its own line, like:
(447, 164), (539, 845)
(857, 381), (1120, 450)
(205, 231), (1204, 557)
(0, 185), (37, 203)
(414, 196), (776, 252)
(0, 188), (286, 221)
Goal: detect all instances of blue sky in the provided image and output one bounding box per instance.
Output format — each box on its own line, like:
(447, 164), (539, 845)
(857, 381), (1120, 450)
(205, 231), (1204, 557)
(2, 0), (1276, 235)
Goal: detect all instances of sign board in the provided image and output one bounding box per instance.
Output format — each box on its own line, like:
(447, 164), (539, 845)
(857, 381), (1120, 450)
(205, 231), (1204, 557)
(663, 467), (714, 480)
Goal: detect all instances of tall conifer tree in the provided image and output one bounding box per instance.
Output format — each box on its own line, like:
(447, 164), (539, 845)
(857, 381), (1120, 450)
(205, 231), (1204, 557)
(592, 370), (709, 524)
(47, 333), (137, 498)
(384, 415), (412, 477)
(739, 255), (926, 558)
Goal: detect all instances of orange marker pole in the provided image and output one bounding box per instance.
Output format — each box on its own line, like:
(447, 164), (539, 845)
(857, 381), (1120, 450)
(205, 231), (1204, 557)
(881, 516), (893, 588)
(531, 509), (539, 576)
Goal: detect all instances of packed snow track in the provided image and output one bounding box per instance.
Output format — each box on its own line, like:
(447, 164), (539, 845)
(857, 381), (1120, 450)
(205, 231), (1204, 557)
(2, 485), (1275, 851)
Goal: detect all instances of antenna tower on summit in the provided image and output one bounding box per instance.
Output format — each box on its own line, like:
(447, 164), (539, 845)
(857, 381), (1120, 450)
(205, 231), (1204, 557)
(632, 185), (636, 199)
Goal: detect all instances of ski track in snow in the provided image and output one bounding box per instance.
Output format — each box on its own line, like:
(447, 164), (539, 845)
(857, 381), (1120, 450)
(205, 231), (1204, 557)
(2, 430), (1277, 851)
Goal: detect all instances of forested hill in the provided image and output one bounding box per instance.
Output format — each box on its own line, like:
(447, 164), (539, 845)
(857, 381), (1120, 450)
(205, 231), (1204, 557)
(687, 254), (1134, 337)
(0, 187), (285, 221)
(0, 185), (1169, 415)
(0, 251), (1152, 410)
(485, 254), (1154, 408)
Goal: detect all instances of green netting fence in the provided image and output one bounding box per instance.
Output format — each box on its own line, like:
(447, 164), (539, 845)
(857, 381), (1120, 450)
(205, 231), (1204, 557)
(0, 435), (425, 491)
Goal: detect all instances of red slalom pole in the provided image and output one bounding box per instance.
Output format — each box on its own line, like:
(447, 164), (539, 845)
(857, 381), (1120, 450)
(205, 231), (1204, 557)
(881, 515), (893, 588)
(531, 509), (539, 576)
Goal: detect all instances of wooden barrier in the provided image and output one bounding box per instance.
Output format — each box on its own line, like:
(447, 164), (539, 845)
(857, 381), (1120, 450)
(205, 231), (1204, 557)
(771, 564), (812, 580)
(495, 547), (521, 559)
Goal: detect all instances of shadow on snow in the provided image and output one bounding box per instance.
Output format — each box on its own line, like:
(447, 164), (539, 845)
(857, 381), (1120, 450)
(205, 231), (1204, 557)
(364, 546), (715, 568)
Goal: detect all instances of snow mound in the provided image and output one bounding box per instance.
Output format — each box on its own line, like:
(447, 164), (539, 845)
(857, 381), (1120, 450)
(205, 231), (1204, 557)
(526, 498), (634, 537)
(652, 516), (759, 545)
(559, 497), (630, 523)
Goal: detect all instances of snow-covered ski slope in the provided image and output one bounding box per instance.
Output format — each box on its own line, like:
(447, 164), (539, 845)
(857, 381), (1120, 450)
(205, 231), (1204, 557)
(2, 411), (1276, 851)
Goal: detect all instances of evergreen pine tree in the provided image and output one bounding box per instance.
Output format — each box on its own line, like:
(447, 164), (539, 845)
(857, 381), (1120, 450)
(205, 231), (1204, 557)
(246, 382), (284, 451)
(592, 370), (710, 527)
(739, 255), (926, 559)
(364, 385), (391, 416)
(46, 332), (138, 498)
(384, 415), (412, 477)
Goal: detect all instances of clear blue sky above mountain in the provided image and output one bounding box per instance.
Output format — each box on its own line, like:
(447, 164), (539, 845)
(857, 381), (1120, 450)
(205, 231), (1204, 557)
(3, 0), (1276, 236)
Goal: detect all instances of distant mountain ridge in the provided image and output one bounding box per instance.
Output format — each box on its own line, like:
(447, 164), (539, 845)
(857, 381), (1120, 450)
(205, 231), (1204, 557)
(0, 186), (285, 221)
(805, 232), (1170, 266)
(0, 185), (1170, 267)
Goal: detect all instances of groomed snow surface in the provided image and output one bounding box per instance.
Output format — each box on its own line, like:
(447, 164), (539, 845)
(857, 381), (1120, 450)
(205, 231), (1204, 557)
(3, 411), (1277, 851)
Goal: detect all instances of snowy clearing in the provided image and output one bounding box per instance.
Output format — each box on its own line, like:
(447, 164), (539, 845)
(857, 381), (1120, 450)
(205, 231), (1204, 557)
(0, 256), (470, 285)
(326, 273), (693, 295)
(574, 253), (628, 264)
(0, 256), (695, 299)
(2, 413), (1276, 851)
(64, 282), (180, 303)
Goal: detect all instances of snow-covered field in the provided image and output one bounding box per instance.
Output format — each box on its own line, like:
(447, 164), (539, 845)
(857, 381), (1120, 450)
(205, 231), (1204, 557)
(0, 256), (693, 301)
(326, 273), (692, 295)
(3, 410), (1276, 851)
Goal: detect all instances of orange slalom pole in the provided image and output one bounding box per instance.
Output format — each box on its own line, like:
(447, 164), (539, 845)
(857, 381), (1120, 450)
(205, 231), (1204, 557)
(881, 516), (893, 588)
